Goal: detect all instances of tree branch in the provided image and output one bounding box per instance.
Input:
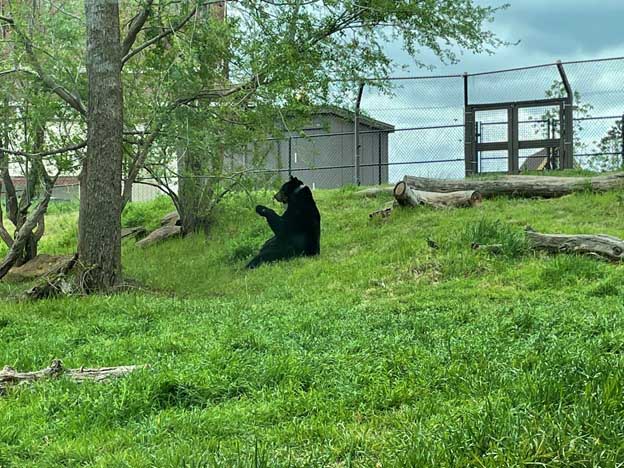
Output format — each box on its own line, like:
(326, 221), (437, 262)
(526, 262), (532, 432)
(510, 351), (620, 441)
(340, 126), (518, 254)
(0, 141), (86, 158)
(122, 7), (198, 65)
(121, 0), (154, 57)
(0, 15), (86, 116)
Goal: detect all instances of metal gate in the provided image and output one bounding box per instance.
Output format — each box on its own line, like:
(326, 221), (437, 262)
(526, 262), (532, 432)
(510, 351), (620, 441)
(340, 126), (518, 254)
(464, 62), (575, 176)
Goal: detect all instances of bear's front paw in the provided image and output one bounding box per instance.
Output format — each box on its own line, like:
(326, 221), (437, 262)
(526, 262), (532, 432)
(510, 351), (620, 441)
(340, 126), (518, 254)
(255, 205), (268, 216)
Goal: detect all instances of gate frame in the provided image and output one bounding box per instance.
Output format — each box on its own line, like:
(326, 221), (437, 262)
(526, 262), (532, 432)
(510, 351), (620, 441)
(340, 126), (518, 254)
(464, 61), (575, 176)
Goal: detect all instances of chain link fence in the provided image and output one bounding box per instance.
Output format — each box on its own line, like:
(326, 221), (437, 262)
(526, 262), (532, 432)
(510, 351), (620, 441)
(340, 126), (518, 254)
(251, 56), (624, 188)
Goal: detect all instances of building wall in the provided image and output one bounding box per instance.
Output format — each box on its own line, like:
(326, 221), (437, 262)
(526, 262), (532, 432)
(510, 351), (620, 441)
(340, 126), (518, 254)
(260, 114), (390, 189)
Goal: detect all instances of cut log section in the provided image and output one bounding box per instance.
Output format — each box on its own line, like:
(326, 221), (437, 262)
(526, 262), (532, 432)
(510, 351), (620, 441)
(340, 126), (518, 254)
(0, 359), (147, 394)
(526, 228), (624, 262)
(403, 172), (624, 198)
(394, 181), (482, 208)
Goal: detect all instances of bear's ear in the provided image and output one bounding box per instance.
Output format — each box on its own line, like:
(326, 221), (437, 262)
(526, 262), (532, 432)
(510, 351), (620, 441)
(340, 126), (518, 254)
(289, 175), (294, 181)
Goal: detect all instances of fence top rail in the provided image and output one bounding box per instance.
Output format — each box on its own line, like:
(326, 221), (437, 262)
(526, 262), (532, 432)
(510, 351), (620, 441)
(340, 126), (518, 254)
(262, 123), (465, 141)
(346, 55), (624, 83)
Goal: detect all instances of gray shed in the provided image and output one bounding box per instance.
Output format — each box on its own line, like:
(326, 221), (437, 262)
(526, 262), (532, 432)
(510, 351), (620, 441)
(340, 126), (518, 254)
(244, 106), (395, 189)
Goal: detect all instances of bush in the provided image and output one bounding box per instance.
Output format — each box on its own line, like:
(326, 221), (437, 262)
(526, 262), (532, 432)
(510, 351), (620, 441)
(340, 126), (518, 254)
(461, 218), (528, 258)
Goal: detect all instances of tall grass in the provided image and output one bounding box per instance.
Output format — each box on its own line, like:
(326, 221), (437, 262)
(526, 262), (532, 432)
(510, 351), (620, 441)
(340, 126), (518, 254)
(1, 187), (624, 466)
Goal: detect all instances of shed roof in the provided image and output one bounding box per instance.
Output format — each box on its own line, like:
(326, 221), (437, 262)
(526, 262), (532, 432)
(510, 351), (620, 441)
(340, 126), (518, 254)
(314, 106), (395, 132)
(520, 149), (549, 172)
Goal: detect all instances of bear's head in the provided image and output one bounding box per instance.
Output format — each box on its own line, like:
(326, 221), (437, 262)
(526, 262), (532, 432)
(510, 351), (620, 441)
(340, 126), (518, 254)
(274, 176), (304, 204)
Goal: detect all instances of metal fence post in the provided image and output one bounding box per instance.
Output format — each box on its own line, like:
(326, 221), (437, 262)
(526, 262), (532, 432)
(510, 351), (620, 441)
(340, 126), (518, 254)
(378, 131), (382, 185)
(354, 82), (365, 186)
(288, 136), (292, 176)
(463, 72), (478, 177)
(621, 114), (624, 168)
(556, 60), (574, 169)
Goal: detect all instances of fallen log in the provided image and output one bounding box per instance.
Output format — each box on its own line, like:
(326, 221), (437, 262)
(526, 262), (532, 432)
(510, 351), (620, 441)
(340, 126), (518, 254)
(0, 359), (146, 394)
(23, 253), (80, 300)
(403, 172), (624, 198)
(136, 225), (181, 248)
(356, 186), (394, 198)
(394, 181), (482, 208)
(526, 228), (624, 262)
(121, 226), (147, 240)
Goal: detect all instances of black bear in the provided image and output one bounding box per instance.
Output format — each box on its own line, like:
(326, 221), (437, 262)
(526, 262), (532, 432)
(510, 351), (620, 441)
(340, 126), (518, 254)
(246, 176), (321, 269)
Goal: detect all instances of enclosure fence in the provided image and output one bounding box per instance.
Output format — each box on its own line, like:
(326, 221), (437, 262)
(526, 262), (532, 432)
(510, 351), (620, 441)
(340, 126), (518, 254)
(249, 56), (624, 189)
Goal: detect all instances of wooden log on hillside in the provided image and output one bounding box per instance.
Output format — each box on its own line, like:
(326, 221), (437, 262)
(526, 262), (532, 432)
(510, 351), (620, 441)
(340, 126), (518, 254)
(403, 172), (624, 198)
(526, 228), (624, 262)
(356, 186), (394, 198)
(369, 201), (396, 219)
(0, 359), (146, 394)
(394, 181), (482, 208)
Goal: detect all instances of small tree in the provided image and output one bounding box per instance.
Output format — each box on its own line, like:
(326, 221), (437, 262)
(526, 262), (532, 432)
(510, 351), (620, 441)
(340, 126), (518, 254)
(589, 119), (623, 172)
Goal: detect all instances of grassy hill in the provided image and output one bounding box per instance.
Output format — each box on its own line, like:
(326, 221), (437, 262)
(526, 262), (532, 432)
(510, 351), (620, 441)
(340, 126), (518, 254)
(1, 185), (624, 466)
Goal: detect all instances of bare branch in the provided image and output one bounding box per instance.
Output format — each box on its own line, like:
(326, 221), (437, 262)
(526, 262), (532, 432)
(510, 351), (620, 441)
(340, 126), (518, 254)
(0, 141), (86, 159)
(122, 7), (198, 65)
(121, 120), (163, 210)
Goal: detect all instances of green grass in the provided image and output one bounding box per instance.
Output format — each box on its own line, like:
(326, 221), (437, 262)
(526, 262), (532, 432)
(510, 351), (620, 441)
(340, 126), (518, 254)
(2, 187), (624, 466)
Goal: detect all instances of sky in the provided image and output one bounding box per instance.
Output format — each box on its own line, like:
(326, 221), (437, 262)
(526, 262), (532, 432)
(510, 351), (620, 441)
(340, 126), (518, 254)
(388, 0), (624, 76)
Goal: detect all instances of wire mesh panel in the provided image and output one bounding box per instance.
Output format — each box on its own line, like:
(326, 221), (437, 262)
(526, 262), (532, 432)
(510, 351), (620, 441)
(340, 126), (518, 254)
(518, 105), (561, 141)
(559, 58), (624, 170)
(240, 57), (624, 189)
(387, 125), (465, 180)
(361, 76), (465, 181)
(469, 64), (561, 105)
(479, 150), (508, 174)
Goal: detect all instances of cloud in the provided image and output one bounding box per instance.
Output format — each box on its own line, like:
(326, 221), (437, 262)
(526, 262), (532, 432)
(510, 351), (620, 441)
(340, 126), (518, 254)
(384, 0), (624, 76)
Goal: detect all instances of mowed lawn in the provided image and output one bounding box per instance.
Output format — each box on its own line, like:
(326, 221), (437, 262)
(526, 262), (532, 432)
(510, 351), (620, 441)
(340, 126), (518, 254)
(1, 185), (624, 466)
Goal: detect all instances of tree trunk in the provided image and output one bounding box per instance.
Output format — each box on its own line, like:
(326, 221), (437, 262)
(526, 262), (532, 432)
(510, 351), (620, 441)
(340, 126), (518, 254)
(78, 0), (123, 291)
(176, 2), (227, 235)
(14, 127), (46, 266)
(177, 147), (215, 234)
(0, 180), (54, 280)
(526, 228), (624, 262)
(394, 181), (482, 208)
(403, 173), (624, 198)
